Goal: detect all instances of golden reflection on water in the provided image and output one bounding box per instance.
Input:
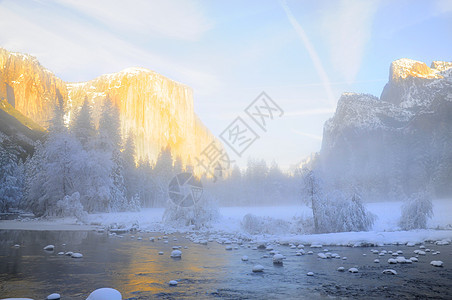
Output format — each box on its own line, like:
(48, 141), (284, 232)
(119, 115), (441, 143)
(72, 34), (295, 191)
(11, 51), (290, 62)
(0, 230), (229, 299)
(113, 234), (229, 296)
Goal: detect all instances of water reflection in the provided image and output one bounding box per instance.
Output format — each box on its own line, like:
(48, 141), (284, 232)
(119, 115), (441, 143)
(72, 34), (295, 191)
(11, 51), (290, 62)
(0, 230), (229, 299)
(0, 230), (451, 299)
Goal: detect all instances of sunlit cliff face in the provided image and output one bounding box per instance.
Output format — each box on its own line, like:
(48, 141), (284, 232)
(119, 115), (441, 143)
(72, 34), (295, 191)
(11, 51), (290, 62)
(66, 67), (222, 170)
(0, 48), (66, 127)
(0, 48), (223, 173)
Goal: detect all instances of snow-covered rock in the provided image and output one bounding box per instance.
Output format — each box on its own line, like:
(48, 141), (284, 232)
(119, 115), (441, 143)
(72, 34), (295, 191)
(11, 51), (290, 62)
(307, 272), (314, 276)
(396, 256), (408, 263)
(382, 269), (397, 275)
(158, 251), (164, 255)
(170, 250), (182, 258)
(337, 267), (345, 272)
(374, 259), (380, 263)
(169, 280), (178, 286)
(348, 268), (358, 273)
(388, 258), (397, 264)
(46, 293), (60, 300)
(241, 255), (249, 261)
(430, 260), (443, 267)
(43, 245), (54, 251)
(317, 253), (327, 259)
(71, 253), (83, 258)
(272, 254), (284, 264)
(252, 265), (264, 272)
(435, 239), (451, 246)
(86, 288), (121, 300)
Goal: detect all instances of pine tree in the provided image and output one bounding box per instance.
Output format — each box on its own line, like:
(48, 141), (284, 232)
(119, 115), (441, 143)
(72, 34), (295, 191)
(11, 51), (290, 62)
(152, 145), (174, 206)
(0, 143), (24, 212)
(137, 159), (156, 207)
(97, 99), (127, 211)
(123, 132), (139, 201)
(72, 98), (96, 149)
(25, 103), (83, 216)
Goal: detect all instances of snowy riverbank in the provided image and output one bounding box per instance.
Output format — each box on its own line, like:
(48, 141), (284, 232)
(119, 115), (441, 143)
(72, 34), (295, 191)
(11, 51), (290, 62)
(1, 199), (451, 246)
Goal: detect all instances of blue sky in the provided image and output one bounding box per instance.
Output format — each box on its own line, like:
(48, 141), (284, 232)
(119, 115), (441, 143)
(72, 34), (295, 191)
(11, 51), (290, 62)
(0, 0), (451, 169)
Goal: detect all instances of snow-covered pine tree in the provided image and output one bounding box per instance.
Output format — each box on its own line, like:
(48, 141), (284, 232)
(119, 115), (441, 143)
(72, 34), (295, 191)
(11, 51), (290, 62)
(0, 143), (24, 212)
(26, 103), (83, 216)
(72, 98), (96, 149)
(152, 145), (174, 206)
(136, 158), (156, 207)
(122, 132), (139, 201)
(97, 98), (127, 211)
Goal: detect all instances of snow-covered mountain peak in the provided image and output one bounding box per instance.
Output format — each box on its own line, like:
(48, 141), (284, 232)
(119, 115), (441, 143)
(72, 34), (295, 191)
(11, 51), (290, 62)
(431, 61), (452, 73)
(390, 58), (443, 82)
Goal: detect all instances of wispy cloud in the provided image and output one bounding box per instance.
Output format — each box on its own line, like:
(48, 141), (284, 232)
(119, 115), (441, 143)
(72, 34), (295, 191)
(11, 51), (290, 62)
(321, 0), (380, 84)
(280, 0), (336, 108)
(56, 0), (212, 41)
(0, 0), (218, 94)
(291, 128), (323, 141)
(285, 108), (335, 117)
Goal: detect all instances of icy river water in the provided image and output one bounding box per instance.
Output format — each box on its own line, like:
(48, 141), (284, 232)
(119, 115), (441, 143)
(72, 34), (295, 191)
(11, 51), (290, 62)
(0, 230), (451, 299)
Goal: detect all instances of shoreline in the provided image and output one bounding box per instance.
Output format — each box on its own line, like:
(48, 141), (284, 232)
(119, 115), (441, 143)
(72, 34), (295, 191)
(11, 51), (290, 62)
(0, 219), (99, 231)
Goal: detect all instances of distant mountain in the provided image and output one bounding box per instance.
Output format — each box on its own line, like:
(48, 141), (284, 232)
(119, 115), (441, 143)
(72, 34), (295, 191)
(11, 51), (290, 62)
(319, 59), (452, 199)
(0, 48), (223, 168)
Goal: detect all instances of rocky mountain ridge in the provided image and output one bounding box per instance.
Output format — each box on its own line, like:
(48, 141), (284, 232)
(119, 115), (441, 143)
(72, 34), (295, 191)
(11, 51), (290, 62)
(319, 58), (452, 199)
(0, 48), (223, 169)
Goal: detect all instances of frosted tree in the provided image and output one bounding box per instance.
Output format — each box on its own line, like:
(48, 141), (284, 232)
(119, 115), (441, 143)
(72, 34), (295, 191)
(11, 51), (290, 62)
(399, 192), (433, 230)
(25, 103), (83, 216)
(173, 156), (183, 174)
(267, 161), (285, 204)
(56, 192), (87, 222)
(136, 159), (156, 207)
(72, 98), (96, 149)
(122, 132), (139, 201)
(97, 99), (127, 211)
(23, 141), (45, 213)
(0, 143), (24, 212)
(152, 145), (174, 206)
(301, 170), (322, 233)
(244, 158), (268, 205)
(97, 99), (121, 152)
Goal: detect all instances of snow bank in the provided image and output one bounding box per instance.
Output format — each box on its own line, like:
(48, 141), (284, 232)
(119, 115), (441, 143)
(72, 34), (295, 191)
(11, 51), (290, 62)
(1, 200), (451, 247)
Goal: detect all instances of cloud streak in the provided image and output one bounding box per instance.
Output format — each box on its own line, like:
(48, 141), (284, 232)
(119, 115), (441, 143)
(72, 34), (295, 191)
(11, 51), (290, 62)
(0, 0), (218, 94)
(55, 0), (212, 41)
(322, 0), (380, 84)
(280, 0), (336, 109)
(285, 108), (335, 117)
(291, 128), (323, 141)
